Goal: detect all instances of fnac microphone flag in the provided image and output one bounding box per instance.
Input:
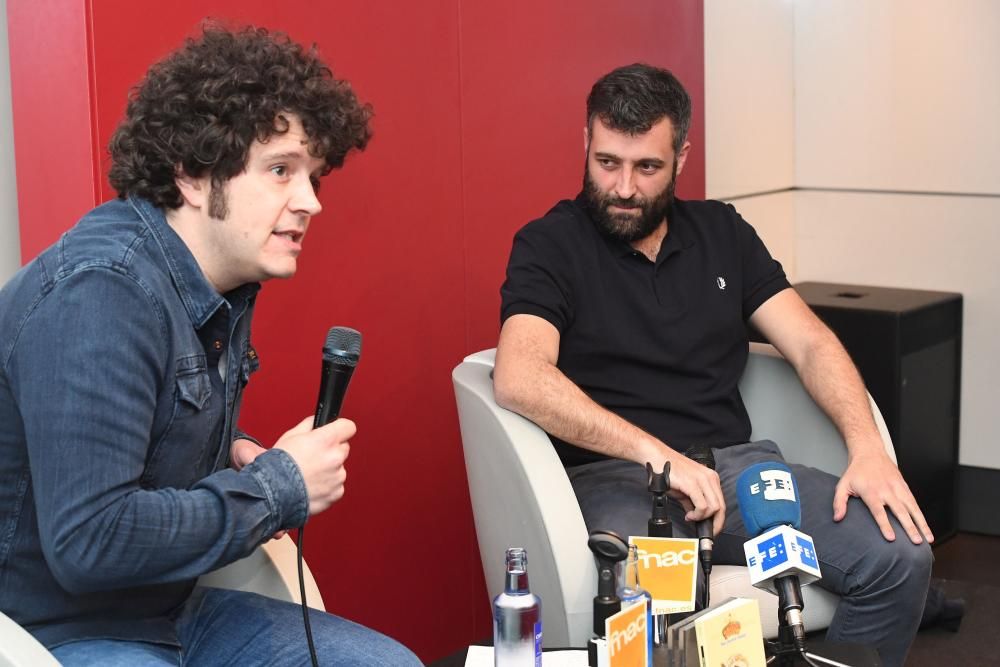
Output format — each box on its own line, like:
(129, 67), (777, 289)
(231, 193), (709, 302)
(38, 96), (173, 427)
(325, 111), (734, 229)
(736, 461), (800, 537)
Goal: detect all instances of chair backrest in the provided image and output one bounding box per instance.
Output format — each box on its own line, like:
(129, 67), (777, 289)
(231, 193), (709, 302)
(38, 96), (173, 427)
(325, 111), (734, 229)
(452, 344), (896, 647)
(453, 349), (596, 647)
(741, 343), (896, 472)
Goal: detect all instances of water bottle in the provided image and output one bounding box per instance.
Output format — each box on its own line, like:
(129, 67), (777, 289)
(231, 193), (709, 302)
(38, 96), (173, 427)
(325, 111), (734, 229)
(617, 544), (653, 666)
(493, 547), (542, 666)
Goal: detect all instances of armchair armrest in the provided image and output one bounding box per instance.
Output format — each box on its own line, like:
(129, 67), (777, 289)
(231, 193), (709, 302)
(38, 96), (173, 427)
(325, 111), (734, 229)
(197, 534), (326, 611)
(0, 610), (61, 667)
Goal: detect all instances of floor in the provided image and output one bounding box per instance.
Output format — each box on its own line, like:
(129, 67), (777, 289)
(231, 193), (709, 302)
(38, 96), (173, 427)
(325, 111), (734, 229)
(906, 531), (1000, 666)
(927, 532), (1000, 586)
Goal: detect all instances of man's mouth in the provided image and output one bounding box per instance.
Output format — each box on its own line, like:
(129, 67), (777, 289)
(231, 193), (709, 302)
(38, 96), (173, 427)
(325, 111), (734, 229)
(272, 230), (304, 243)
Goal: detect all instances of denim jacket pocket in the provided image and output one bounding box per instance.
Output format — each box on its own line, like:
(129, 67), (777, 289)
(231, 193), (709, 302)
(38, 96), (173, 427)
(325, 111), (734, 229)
(177, 364), (212, 410)
(143, 354), (219, 488)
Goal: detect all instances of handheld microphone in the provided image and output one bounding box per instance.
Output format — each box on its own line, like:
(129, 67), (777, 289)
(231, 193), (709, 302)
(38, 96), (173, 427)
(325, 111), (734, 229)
(301, 326), (362, 667)
(684, 445), (716, 574)
(314, 327), (362, 428)
(737, 462), (820, 653)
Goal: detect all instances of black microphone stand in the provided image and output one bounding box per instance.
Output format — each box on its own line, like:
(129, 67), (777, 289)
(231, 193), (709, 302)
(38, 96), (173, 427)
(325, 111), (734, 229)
(646, 461), (672, 539)
(645, 462), (672, 646)
(767, 578), (866, 666)
(767, 575), (807, 666)
(587, 530), (629, 667)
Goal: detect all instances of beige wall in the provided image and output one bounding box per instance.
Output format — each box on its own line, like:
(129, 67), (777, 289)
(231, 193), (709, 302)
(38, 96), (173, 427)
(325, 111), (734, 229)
(795, 0), (1000, 193)
(705, 0), (795, 200)
(704, 0), (797, 277)
(1, 0), (21, 285)
(705, 0), (1000, 469)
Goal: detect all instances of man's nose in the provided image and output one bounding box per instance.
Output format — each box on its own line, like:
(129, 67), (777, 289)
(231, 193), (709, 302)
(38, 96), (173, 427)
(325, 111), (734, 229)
(615, 169), (636, 200)
(291, 177), (322, 216)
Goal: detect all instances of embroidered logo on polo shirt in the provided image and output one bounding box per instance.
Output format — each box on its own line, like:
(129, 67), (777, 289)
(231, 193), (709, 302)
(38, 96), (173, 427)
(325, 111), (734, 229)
(717, 276), (727, 290)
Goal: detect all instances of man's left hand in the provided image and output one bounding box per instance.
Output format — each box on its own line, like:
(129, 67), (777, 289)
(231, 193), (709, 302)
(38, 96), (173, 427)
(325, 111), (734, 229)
(231, 438), (288, 542)
(833, 446), (934, 545)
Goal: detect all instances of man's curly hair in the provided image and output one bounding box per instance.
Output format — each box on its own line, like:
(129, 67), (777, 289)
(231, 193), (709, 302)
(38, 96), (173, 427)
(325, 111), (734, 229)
(109, 25), (373, 209)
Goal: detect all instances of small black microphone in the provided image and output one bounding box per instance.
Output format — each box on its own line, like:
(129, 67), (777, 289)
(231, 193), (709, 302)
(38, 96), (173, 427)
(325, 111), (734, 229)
(685, 445), (716, 574)
(301, 326), (362, 667)
(314, 327), (362, 428)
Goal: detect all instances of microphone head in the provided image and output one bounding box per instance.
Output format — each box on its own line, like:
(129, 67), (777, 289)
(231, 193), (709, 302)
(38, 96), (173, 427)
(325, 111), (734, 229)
(323, 327), (362, 367)
(685, 444), (716, 471)
(736, 461), (801, 536)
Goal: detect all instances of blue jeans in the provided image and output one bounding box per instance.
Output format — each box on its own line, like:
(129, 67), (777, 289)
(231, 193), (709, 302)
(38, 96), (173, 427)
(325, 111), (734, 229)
(567, 441), (933, 667)
(50, 587), (422, 666)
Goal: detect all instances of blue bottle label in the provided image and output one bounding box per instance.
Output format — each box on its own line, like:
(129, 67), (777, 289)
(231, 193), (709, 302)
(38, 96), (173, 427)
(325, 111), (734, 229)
(533, 621), (542, 666)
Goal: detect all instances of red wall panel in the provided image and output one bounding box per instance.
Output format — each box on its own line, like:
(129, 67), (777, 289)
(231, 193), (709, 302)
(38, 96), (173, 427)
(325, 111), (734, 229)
(8, 1), (703, 661)
(7, 0), (99, 260)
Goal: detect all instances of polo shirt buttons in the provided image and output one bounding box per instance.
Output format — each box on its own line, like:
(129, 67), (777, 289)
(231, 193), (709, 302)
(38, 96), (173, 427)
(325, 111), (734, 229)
(213, 340), (223, 351)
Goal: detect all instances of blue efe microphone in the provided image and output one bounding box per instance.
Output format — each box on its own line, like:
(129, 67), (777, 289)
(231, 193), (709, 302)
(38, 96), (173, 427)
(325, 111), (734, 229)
(736, 461), (801, 535)
(737, 462), (820, 653)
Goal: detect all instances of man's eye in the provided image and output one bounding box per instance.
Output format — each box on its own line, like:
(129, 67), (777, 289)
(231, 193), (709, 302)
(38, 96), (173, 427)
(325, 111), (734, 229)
(271, 165), (288, 177)
(598, 159), (617, 169)
(310, 176), (321, 193)
(639, 164), (659, 174)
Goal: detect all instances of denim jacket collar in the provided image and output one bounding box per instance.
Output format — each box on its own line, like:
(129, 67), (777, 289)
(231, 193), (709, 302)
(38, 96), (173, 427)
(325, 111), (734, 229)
(127, 195), (259, 328)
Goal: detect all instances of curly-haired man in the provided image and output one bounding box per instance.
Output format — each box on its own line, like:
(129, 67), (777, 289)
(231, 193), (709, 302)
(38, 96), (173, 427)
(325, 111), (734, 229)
(0, 26), (420, 665)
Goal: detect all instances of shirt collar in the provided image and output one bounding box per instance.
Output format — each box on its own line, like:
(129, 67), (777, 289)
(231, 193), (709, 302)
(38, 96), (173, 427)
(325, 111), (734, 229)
(128, 195), (260, 328)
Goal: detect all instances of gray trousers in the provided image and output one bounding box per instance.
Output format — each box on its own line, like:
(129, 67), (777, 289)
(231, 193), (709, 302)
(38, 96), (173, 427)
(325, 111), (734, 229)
(567, 440), (932, 667)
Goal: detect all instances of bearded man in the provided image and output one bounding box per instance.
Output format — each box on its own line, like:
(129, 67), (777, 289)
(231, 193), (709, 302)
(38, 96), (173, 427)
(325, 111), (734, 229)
(493, 63), (932, 667)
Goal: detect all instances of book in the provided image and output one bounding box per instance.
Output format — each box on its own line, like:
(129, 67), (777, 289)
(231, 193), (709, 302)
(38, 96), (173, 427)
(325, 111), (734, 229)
(693, 597), (767, 667)
(665, 598), (737, 667)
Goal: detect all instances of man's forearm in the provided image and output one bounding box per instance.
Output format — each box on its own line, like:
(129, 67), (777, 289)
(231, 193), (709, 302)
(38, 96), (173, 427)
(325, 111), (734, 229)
(494, 339), (728, 533)
(494, 353), (669, 466)
(793, 329), (886, 458)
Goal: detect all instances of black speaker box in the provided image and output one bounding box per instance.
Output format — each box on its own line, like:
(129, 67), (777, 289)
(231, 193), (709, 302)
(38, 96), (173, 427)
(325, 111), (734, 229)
(792, 282), (962, 541)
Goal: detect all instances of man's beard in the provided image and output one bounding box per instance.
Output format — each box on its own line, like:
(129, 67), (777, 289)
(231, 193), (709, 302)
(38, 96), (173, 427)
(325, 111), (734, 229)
(582, 161), (677, 243)
(208, 182), (229, 220)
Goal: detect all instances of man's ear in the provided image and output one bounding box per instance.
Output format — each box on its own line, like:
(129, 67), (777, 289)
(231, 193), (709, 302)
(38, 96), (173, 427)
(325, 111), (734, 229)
(675, 140), (692, 177)
(175, 168), (207, 209)
(583, 126), (590, 157)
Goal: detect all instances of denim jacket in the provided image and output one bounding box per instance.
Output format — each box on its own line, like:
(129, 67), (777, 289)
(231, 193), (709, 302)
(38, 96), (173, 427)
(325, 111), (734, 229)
(0, 196), (308, 648)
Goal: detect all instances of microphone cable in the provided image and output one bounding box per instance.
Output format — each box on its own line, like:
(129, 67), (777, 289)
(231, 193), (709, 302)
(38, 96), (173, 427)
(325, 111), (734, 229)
(800, 651), (851, 667)
(298, 527), (319, 667)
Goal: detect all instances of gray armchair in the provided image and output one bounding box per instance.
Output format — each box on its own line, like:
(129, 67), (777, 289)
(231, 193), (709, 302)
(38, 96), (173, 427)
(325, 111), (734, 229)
(452, 342), (896, 647)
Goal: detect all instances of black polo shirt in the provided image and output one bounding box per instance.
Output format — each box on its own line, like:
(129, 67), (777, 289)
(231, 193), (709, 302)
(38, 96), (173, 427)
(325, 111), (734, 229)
(500, 194), (790, 467)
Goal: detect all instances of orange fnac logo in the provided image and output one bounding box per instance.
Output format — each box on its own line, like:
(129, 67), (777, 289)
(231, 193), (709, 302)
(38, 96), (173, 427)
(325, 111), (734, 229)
(630, 537), (698, 606)
(606, 600), (648, 666)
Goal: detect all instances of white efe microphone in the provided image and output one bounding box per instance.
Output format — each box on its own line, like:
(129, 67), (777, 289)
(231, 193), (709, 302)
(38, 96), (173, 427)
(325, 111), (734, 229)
(737, 462), (821, 652)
